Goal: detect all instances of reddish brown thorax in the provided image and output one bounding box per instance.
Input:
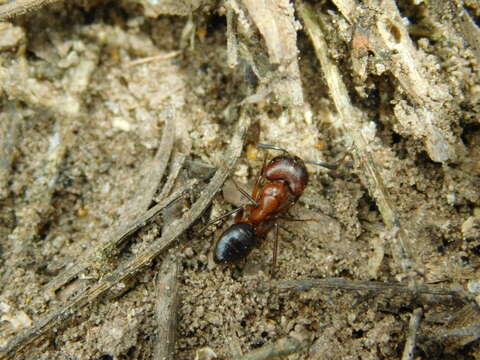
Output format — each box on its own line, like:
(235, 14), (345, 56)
(249, 182), (294, 224)
(234, 154), (309, 229)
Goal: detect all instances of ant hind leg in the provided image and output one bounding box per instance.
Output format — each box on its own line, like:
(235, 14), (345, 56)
(199, 207), (244, 233)
(271, 223), (279, 278)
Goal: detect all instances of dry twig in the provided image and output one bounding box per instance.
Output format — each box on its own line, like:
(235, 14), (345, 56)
(401, 308), (423, 360)
(266, 278), (468, 299)
(154, 254), (179, 360)
(227, 0), (303, 106)
(0, 0), (62, 20)
(0, 110), (250, 359)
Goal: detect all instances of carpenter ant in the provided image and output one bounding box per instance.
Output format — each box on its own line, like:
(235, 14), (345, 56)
(211, 144), (336, 274)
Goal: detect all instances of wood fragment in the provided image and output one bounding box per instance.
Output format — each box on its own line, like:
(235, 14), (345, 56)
(426, 0), (480, 64)
(234, 336), (306, 360)
(401, 308), (423, 360)
(0, 0), (62, 20)
(224, 322), (244, 358)
(265, 278), (468, 299)
(366, 0), (460, 163)
(297, 2), (418, 280)
(154, 254), (179, 360)
(0, 109), (250, 360)
(233, 0), (304, 106)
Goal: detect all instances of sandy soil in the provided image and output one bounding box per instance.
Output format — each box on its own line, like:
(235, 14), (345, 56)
(0, 0), (480, 359)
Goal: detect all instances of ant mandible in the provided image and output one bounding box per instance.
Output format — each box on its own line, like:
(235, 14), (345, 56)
(212, 144), (336, 275)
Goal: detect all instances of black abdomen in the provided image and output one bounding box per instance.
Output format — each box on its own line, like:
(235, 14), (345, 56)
(214, 223), (257, 263)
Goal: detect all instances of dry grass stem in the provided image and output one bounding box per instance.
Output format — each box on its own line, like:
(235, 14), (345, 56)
(0, 1), (478, 358)
(441, 324), (480, 339)
(154, 254), (179, 360)
(401, 308), (423, 360)
(440, 303), (480, 349)
(125, 51), (181, 68)
(267, 278), (468, 299)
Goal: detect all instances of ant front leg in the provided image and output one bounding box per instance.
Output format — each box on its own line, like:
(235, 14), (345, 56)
(252, 148), (268, 201)
(229, 177), (257, 206)
(271, 223), (279, 278)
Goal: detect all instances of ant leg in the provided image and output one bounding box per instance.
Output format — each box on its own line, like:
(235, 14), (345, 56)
(278, 224), (293, 234)
(281, 216), (318, 222)
(271, 223), (279, 278)
(229, 177), (257, 206)
(199, 207), (243, 233)
(252, 152), (267, 201)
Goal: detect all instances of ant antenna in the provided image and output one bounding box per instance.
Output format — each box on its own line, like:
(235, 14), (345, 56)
(257, 144), (288, 153)
(305, 160), (337, 170)
(257, 143), (338, 170)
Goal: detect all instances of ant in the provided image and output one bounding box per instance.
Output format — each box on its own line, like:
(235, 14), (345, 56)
(211, 144), (336, 275)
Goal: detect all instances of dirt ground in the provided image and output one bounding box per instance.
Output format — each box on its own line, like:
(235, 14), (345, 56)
(0, 0), (480, 359)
